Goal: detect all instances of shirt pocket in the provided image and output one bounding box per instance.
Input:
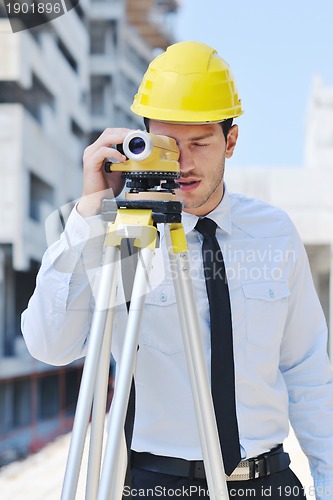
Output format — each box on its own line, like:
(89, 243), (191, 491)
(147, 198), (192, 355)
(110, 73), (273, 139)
(241, 281), (290, 347)
(141, 283), (183, 355)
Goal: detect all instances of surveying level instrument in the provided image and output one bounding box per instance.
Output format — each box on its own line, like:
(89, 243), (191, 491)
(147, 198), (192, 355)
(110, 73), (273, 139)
(61, 132), (230, 500)
(104, 130), (180, 198)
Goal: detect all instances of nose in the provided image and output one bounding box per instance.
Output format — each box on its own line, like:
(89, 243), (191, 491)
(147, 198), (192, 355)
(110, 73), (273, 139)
(178, 146), (194, 175)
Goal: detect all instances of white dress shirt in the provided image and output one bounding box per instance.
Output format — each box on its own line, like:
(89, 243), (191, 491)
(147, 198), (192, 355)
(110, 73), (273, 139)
(22, 189), (333, 498)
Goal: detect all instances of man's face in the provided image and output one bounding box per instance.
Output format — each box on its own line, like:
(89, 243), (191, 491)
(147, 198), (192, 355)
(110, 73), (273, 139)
(149, 121), (238, 216)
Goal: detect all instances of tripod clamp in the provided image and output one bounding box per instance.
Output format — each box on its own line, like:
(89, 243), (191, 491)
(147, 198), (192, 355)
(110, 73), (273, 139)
(102, 198), (183, 224)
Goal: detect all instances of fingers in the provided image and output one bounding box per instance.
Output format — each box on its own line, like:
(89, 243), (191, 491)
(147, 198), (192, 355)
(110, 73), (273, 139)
(83, 128), (135, 171)
(94, 127), (133, 147)
(83, 128), (133, 175)
(79, 128), (135, 213)
(83, 145), (125, 172)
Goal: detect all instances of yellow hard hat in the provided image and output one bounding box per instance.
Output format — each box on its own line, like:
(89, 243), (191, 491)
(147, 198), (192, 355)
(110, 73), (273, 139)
(131, 41), (243, 123)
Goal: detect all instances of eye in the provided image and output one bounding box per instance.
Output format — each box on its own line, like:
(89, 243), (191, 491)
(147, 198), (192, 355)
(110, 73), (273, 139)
(192, 142), (209, 148)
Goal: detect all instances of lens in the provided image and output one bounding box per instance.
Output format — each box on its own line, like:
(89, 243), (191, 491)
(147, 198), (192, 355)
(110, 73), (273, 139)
(128, 137), (146, 155)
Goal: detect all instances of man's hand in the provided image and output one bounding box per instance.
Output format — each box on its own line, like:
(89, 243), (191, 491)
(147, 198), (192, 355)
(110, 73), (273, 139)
(77, 128), (132, 217)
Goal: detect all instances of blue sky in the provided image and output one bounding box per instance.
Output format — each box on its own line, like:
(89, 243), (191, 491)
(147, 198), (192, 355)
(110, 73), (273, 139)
(174, 0), (333, 167)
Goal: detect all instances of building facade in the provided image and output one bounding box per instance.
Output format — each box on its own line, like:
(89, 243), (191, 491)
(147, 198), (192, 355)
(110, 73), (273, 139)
(0, 0), (179, 465)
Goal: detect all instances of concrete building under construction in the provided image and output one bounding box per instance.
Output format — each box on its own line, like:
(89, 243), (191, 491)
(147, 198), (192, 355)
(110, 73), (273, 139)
(0, 0), (179, 465)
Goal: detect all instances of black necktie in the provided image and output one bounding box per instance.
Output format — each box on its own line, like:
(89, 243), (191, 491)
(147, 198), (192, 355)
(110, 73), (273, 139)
(195, 217), (241, 476)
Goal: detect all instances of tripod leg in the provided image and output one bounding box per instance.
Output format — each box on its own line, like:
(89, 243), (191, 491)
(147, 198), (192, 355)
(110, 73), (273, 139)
(61, 244), (120, 500)
(97, 246), (155, 500)
(108, 430), (128, 500)
(85, 293), (117, 499)
(166, 226), (229, 500)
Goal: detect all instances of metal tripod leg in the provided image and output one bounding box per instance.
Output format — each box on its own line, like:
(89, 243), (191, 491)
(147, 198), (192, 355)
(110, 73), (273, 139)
(165, 224), (229, 500)
(61, 243), (120, 500)
(85, 301), (116, 500)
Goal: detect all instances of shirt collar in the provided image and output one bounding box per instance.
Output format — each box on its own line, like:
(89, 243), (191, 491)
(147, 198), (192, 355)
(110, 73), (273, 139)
(181, 185), (232, 235)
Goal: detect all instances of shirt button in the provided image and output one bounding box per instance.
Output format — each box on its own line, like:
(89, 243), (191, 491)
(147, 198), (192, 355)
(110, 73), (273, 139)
(269, 289), (275, 299)
(160, 293), (167, 302)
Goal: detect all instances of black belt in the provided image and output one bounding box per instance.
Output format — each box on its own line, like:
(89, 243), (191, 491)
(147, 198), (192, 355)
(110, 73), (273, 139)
(131, 445), (291, 481)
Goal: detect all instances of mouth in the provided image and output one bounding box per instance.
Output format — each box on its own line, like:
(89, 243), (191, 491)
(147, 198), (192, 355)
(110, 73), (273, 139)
(178, 178), (200, 192)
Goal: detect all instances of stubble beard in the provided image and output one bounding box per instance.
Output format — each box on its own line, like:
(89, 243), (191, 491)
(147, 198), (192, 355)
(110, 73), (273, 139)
(181, 158), (225, 211)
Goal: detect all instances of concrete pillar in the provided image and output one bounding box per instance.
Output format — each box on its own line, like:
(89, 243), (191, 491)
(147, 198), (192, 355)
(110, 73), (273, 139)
(0, 246), (5, 357)
(306, 244), (331, 360)
(329, 246), (333, 362)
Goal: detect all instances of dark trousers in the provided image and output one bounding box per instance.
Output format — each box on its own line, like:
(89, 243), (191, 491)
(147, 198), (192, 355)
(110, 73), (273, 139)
(129, 467), (305, 500)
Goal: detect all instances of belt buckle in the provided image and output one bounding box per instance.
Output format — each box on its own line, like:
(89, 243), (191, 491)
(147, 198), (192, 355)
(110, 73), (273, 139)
(249, 456), (268, 479)
(227, 461), (251, 481)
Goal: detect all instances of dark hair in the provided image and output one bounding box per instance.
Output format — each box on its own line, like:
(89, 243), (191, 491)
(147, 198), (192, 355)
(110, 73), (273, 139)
(143, 117), (233, 141)
(220, 118), (233, 140)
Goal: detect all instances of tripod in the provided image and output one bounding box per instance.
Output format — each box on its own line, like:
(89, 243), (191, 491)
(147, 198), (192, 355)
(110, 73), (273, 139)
(60, 193), (230, 500)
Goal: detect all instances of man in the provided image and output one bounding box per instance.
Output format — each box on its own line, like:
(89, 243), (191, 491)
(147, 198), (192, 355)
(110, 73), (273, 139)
(22, 41), (333, 499)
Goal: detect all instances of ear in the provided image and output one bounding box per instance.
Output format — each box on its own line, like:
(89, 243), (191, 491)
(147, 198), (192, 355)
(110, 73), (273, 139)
(225, 124), (238, 158)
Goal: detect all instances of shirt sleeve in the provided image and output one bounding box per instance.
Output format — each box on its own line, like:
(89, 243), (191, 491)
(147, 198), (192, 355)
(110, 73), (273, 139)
(279, 224), (333, 498)
(21, 206), (106, 366)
